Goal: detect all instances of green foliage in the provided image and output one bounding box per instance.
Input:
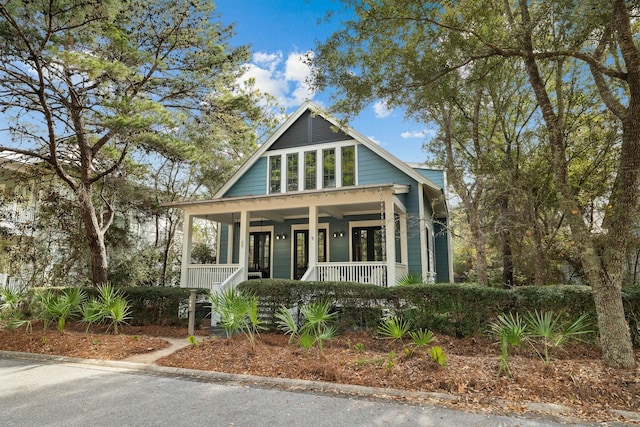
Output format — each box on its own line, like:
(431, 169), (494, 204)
(489, 310), (592, 375)
(429, 346), (447, 367)
(94, 284), (132, 334)
(408, 329), (435, 348)
(32, 287), (86, 332)
(275, 300), (338, 353)
(524, 310), (592, 363)
(211, 288), (264, 350)
(240, 280), (639, 347)
(395, 272), (424, 286)
(488, 313), (526, 377)
(377, 315), (412, 341)
(188, 335), (201, 348)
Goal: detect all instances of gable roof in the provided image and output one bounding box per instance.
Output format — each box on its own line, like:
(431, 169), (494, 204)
(214, 101), (446, 212)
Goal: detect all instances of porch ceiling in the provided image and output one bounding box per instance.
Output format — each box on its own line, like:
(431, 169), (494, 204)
(166, 183), (408, 224)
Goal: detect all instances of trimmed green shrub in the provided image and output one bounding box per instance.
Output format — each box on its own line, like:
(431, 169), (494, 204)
(239, 279), (640, 344)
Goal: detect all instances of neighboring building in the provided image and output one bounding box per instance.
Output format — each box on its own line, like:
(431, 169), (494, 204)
(0, 151), (178, 289)
(167, 102), (453, 292)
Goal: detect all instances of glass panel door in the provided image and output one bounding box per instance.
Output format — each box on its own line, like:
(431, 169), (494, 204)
(352, 227), (383, 261)
(249, 232), (271, 278)
(293, 229), (327, 280)
(293, 230), (308, 280)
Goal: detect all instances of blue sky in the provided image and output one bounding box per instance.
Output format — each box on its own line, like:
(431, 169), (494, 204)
(215, 0), (436, 162)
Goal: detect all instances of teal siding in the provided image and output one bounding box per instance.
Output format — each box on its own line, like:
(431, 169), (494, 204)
(357, 145), (426, 278)
(224, 157), (267, 197)
(434, 221), (451, 283)
(272, 223), (291, 279)
(413, 168), (445, 189)
(218, 224), (229, 264)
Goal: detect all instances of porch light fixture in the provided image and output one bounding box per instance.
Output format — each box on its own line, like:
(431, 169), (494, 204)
(276, 232), (287, 240)
(332, 230), (344, 238)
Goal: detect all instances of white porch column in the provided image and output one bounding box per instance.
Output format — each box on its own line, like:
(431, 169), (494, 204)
(239, 210), (250, 279)
(384, 197), (396, 286)
(399, 209), (408, 267)
(418, 185), (429, 279)
(179, 213), (194, 288)
(308, 204), (318, 269)
(227, 222), (234, 264)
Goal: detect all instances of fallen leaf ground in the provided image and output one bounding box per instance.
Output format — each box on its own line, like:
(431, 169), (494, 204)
(1, 323), (638, 424)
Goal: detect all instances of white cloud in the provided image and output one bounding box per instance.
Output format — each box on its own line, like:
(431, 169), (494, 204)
(373, 100), (392, 118)
(239, 50), (315, 109)
(401, 129), (437, 139)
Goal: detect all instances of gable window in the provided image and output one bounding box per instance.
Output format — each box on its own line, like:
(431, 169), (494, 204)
(269, 155), (281, 193)
(342, 146), (355, 186)
(323, 148), (335, 188)
(287, 153), (298, 191)
(304, 151), (316, 190)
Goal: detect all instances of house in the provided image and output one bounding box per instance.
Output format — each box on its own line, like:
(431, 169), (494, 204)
(166, 102), (452, 292)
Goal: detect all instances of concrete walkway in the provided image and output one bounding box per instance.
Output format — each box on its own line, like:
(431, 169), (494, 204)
(122, 337), (190, 364)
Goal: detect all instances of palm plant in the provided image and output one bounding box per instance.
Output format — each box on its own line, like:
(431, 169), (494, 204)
(275, 300), (338, 353)
(395, 272), (424, 286)
(96, 284), (131, 334)
(488, 312), (526, 377)
(0, 287), (31, 332)
(377, 315), (412, 342)
(34, 288), (86, 332)
(79, 299), (103, 333)
(210, 288), (264, 350)
(525, 310), (592, 363)
(408, 328), (435, 348)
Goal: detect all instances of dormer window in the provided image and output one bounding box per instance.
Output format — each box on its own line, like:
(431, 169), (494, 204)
(269, 156), (281, 194)
(287, 153), (298, 192)
(268, 144), (356, 194)
(304, 151), (316, 190)
(323, 148), (335, 189)
(342, 146), (355, 186)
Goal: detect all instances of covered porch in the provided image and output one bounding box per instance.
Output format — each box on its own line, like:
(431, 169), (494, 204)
(169, 184), (416, 293)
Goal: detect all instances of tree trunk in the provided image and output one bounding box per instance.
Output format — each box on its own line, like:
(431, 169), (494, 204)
(518, 0), (635, 368)
(76, 185), (109, 285)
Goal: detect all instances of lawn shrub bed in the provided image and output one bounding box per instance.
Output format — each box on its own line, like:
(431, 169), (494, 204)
(239, 280), (640, 343)
(81, 286), (210, 326)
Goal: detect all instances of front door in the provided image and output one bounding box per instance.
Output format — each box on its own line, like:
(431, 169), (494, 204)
(293, 229), (327, 280)
(293, 230), (308, 280)
(249, 232), (271, 278)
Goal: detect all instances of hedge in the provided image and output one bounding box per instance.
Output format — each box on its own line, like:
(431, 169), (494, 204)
(238, 280), (640, 344)
(81, 286), (210, 326)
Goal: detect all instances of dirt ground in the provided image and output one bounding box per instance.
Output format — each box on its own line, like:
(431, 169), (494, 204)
(1, 322), (638, 424)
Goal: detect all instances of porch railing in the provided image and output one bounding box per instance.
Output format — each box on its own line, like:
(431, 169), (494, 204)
(315, 262), (389, 287)
(185, 264), (240, 293)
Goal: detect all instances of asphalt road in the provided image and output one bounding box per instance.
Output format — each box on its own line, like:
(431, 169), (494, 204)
(0, 357), (588, 427)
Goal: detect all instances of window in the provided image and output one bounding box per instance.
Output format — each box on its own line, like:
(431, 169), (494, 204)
(304, 151), (316, 190)
(269, 155), (281, 193)
(287, 153), (298, 191)
(341, 146), (355, 186)
(352, 226), (384, 261)
(323, 148), (335, 188)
